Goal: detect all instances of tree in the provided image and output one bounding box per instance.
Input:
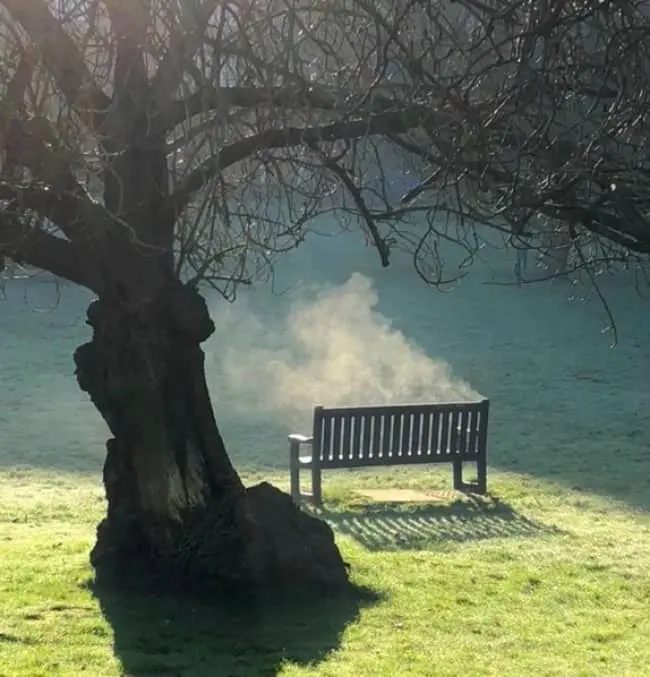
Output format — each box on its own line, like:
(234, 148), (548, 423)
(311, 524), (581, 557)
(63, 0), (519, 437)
(0, 0), (648, 593)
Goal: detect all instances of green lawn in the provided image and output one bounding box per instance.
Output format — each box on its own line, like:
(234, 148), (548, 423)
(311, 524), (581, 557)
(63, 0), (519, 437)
(1, 466), (650, 677)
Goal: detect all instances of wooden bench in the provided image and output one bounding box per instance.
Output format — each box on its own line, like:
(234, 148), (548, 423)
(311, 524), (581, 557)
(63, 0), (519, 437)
(289, 400), (489, 506)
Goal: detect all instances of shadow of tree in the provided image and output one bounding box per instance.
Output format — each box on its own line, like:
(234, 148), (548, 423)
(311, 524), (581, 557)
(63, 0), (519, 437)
(91, 581), (380, 677)
(309, 496), (559, 552)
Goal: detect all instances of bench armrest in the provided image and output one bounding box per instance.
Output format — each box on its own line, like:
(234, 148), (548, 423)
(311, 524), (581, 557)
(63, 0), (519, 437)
(288, 434), (313, 444)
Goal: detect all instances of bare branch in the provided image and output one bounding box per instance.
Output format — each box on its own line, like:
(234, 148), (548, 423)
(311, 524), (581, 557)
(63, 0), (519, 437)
(151, 0), (222, 109)
(0, 0), (110, 133)
(3, 117), (114, 245)
(308, 140), (390, 266)
(154, 83), (407, 134)
(0, 45), (35, 122)
(0, 181), (126, 248)
(0, 211), (102, 291)
(166, 107), (438, 218)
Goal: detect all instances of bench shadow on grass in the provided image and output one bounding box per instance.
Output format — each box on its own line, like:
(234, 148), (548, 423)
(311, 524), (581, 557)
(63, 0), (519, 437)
(309, 496), (559, 552)
(91, 580), (380, 677)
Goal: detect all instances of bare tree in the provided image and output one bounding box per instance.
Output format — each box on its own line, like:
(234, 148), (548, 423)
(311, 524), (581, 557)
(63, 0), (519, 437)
(0, 0), (648, 593)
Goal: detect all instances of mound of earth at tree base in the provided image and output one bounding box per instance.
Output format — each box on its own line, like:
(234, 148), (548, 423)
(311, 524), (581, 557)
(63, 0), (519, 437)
(90, 480), (351, 598)
(246, 481), (351, 588)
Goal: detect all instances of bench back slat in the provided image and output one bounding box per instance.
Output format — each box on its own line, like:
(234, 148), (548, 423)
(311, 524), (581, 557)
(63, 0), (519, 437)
(467, 408), (479, 454)
(440, 410), (452, 456)
(332, 414), (343, 462)
(454, 409), (464, 455)
(420, 410), (432, 459)
(380, 414), (392, 460)
(351, 412), (362, 460)
(360, 415), (370, 461)
(430, 409), (441, 456)
(465, 410), (474, 451)
(312, 400), (489, 468)
(342, 413), (354, 460)
(401, 412), (415, 459)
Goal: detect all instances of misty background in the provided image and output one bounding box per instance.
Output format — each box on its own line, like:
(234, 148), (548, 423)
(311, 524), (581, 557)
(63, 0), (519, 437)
(2, 223), (650, 502)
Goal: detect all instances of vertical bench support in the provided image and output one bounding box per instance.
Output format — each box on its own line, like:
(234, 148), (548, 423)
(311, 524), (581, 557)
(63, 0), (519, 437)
(311, 461), (323, 507)
(476, 399), (490, 495)
(288, 434), (313, 505)
(453, 460), (464, 491)
(289, 437), (301, 504)
(311, 406), (324, 507)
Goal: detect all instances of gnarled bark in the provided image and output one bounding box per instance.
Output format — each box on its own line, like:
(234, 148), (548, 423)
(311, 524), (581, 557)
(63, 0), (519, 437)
(74, 281), (350, 595)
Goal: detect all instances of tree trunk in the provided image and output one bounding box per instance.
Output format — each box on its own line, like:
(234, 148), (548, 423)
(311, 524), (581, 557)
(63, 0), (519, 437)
(74, 281), (350, 596)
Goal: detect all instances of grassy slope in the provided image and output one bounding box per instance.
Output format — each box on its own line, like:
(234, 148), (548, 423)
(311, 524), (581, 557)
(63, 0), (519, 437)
(1, 466), (650, 677)
(3, 246), (650, 675)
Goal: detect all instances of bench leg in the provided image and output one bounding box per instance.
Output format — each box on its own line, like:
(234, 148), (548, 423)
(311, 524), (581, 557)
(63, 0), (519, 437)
(453, 460), (464, 491)
(312, 464), (323, 507)
(476, 453), (487, 495)
(290, 440), (301, 505)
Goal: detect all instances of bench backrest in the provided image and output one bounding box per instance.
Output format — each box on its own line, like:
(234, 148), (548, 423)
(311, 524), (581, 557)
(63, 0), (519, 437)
(311, 400), (489, 469)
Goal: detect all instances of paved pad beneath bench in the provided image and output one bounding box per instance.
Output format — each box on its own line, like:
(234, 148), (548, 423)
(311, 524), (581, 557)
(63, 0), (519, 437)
(354, 488), (454, 503)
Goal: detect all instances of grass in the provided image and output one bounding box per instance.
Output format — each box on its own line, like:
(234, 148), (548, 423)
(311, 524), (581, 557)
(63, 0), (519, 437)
(2, 466), (650, 676)
(4, 241), (650, 674)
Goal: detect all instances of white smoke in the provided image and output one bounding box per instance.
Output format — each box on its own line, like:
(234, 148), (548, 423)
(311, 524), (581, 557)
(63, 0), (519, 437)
(207, 273), (479, 429)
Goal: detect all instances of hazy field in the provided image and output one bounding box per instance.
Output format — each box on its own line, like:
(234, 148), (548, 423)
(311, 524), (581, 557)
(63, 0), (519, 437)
(2, 229), (650, 676)
(2, 228), (650, 507)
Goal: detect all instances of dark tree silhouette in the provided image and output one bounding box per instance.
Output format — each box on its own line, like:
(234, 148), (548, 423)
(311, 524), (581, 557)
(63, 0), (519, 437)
(0, 0), (648, 592)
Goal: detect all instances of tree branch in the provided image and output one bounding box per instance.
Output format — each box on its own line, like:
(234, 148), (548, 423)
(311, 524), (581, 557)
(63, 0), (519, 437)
(0, 181), (125, 248)
(308, 140), (390, 267)
(154, 83), (412, 135)
(539, 203), (650, 254)
(0, 0), (110, 134)
(165, 107), (438, 217)
(150, 0), (221, 110)
(0, 46), (35, 124)
(4, 118), (115, 244)
(0, 211), (103, 291)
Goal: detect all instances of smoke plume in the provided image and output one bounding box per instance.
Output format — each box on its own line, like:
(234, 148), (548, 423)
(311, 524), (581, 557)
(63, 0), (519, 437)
(208, 273), (479, 430)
